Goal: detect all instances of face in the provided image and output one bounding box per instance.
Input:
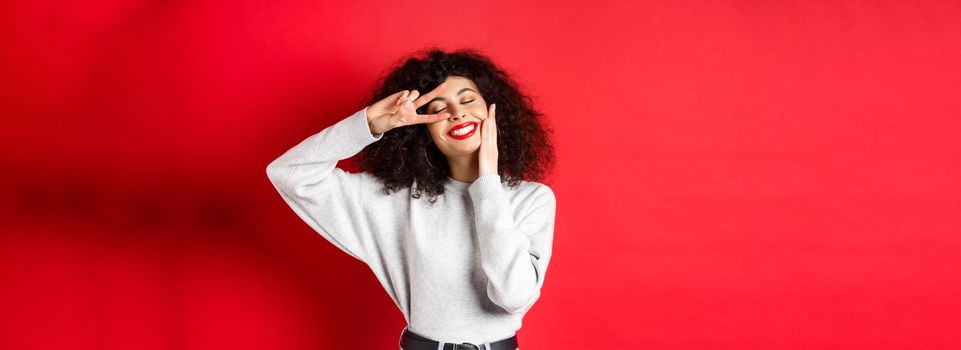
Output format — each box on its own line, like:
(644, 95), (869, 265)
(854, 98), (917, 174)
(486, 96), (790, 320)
(424, 76), (489, 158)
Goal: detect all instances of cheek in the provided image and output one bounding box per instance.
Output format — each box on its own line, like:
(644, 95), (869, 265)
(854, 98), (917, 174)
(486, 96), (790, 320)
(471, 105), (489, 117)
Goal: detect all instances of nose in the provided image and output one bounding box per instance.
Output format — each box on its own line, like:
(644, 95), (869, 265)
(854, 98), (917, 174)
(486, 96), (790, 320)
(447, 105), (468, 121)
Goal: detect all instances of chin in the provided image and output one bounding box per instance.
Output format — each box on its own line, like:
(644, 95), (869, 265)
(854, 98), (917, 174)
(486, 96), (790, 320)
(444, 145), (480, 157)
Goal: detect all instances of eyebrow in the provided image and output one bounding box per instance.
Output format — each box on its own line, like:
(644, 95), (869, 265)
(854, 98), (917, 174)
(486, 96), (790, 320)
(427, 88), (477, 106)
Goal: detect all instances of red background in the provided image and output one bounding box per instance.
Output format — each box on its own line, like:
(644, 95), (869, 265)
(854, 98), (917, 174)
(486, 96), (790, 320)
(2, 1), (960, 349)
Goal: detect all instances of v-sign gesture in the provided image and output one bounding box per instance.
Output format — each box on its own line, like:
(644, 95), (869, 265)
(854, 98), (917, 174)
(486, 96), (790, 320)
(366, 82), (452, 135)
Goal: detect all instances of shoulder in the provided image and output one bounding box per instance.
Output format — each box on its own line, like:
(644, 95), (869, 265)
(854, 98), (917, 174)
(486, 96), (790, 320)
(352, 171), (410, 198)
(354, 171), (379, 185)
(511, 179), (556, 208)
(513, 178), (554, 196)
(511, 180), (556, 226)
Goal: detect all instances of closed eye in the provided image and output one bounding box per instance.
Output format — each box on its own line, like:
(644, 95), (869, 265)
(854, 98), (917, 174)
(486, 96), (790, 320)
(431, 99), (476, 114)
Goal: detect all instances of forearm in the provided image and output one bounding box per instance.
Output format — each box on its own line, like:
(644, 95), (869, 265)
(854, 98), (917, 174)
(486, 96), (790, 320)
(266, 107), (381, 189)
(468, 174), (556, 313)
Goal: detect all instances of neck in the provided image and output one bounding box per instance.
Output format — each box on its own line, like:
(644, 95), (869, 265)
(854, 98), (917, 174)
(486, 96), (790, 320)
(447, 152), (479, 182)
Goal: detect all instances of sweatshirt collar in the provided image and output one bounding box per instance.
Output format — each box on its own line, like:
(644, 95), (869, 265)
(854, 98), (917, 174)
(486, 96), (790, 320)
(445, 176), (471, 193)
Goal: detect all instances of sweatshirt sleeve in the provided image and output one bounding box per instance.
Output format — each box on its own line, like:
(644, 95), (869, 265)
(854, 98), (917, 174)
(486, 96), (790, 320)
(265, 107), (383, 263)
(467, 174), (557, 314)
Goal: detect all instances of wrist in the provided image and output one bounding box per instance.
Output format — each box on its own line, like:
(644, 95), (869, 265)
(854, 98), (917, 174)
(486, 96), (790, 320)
(369, 122), (383, 136)
(366, 116), (380, 136)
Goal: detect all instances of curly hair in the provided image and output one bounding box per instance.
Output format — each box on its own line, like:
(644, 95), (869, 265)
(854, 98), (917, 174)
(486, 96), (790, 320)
(357, 47), (556, 204)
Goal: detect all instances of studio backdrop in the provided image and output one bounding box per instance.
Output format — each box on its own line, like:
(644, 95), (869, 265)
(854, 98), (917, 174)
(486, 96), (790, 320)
(1, 1), (959, 349)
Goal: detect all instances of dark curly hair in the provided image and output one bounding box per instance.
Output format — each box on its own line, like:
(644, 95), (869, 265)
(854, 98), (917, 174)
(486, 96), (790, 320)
(356, 47), (555, 204)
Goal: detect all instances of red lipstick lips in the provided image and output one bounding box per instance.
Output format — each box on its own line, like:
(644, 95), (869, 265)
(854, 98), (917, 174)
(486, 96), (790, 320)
(447, 122), (477, 140)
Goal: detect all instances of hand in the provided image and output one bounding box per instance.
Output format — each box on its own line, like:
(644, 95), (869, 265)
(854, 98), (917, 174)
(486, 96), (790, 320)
(478, 103), (498, 176)
(366, 82), (452, 135)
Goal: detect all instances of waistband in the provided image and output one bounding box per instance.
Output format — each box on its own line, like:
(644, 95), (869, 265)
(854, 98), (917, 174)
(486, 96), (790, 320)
(398, 326), (519, 350)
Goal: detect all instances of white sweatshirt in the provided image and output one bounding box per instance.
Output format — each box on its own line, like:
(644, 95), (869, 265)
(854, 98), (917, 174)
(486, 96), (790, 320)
(265, 106), (557, 344)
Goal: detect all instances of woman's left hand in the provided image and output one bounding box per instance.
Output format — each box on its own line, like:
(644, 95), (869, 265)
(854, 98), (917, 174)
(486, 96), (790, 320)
(478, 103), (498, 177)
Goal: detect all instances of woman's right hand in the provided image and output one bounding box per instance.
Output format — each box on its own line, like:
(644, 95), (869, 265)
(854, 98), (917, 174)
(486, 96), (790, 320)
(366, 82), (452, 135)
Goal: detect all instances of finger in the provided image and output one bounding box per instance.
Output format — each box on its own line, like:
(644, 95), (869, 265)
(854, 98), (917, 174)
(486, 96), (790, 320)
(406, 90), (420, 105)
(486, 118), (495, 146)
(395, 90), (410, 106)
(481, 116), (494, 141)
(413, 82), (448, 108)
(486, 105), (496, 137)
(482, 116), (490, 139)
(476, 116), (484, 139)
(490, 110), (497, 138)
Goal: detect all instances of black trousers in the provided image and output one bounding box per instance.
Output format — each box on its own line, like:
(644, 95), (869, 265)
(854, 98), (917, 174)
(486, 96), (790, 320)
(399, 326), (520, 350)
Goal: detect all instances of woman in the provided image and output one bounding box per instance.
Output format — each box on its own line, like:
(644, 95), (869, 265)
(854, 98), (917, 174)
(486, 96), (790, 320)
(266, 48), (556, 350)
